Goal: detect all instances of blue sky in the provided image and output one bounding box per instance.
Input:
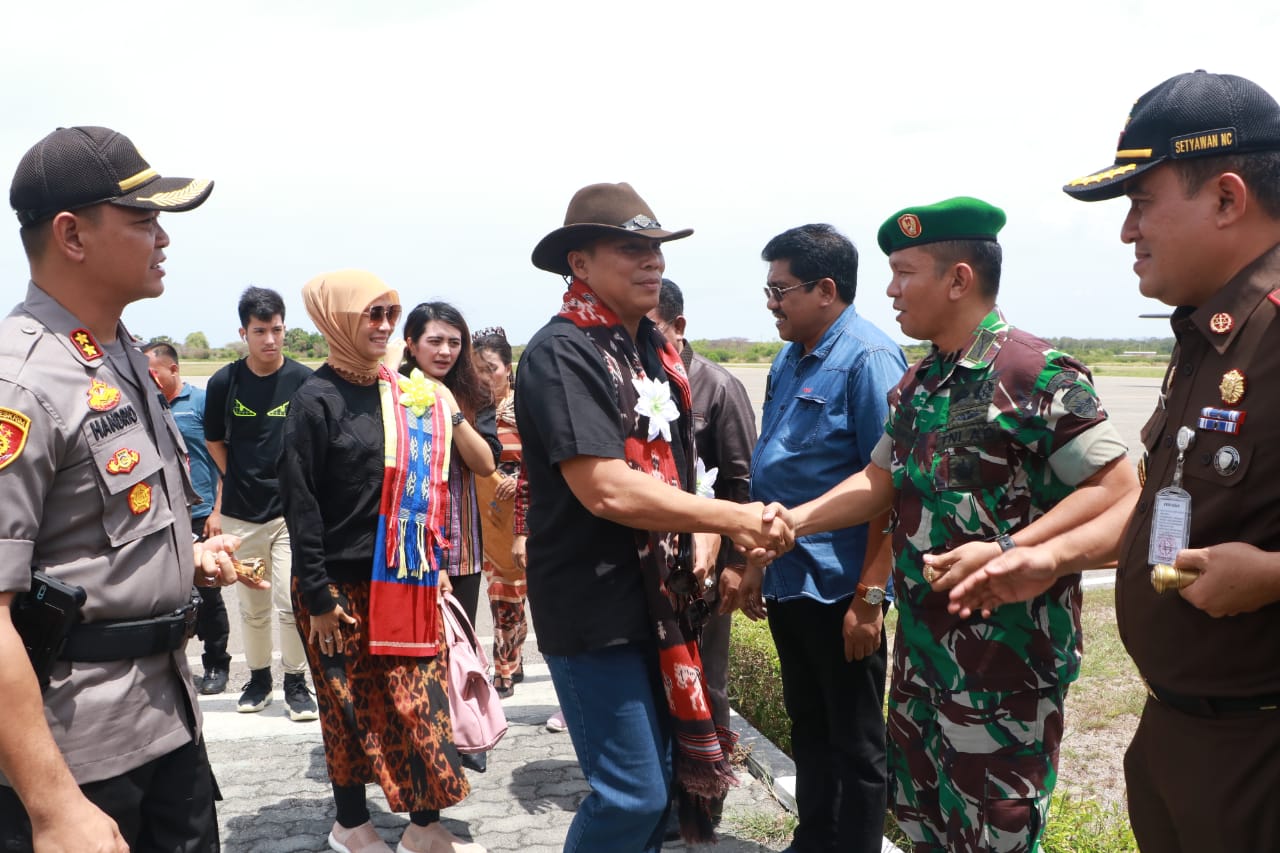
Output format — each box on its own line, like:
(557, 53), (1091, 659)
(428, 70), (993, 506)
(3, 0), (1277, 347)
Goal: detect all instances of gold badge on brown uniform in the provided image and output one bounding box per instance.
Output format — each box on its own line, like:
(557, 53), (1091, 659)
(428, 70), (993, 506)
(1208, 312), (1234, 334)
(898, 213), (922, 239)
(1219, 369), (1246, 405)
(106, 448), (141, 475)
(69, 328), (103, 361)
(86, 378), (121, 412)
(128, 482), (152, 515)
(0, 407), (32, 471)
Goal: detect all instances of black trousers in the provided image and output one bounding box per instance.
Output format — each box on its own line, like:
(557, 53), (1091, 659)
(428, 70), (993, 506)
(768, 595), (887, 853)
(192, 515), (230, 671)
(449, 572), (483, 626)
(0, 738), (219, 852)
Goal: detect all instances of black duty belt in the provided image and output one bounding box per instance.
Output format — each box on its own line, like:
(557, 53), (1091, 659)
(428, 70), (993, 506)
(60, 599), (199, 663)
(1144, 680), (1280, 718)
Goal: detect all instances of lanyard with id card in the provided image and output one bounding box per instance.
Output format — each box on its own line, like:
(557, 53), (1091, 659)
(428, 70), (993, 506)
(1148, 425), (1199, 592)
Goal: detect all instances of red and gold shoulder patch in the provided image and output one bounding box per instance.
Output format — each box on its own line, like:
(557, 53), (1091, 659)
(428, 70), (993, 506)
(0, 408), (32, 471)
(127, 482), (152, 515)
(86, 378), (121, 412)
(69, 328), (103, 361)
(106, 448), (141, 475)
(898, 213), (922, 239)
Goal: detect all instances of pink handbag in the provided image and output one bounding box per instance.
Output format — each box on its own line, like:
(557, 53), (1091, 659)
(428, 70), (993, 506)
(440, 592), (508, 754)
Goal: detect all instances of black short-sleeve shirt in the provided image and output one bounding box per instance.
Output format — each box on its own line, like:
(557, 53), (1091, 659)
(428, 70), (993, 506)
(515, 317), (680, 656)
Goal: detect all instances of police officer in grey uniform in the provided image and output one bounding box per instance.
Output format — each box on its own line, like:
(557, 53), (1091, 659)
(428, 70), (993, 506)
(0, 127), (248, 852)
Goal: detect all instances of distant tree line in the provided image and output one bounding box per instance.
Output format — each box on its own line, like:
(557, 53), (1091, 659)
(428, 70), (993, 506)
(139, 329), (329, 362)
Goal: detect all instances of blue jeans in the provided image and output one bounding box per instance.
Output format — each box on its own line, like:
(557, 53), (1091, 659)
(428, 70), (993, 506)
(546, 642), (672, 853)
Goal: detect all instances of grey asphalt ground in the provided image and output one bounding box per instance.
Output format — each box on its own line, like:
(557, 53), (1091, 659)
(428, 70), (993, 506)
(190, 367), (1159, 851)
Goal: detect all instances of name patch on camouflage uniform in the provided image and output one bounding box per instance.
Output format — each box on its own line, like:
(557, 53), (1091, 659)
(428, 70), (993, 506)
(0, 407), (32, 471)
(86, 378), (121, 412)
(70, 328), (103, 361)
(128, 482), (152, 515)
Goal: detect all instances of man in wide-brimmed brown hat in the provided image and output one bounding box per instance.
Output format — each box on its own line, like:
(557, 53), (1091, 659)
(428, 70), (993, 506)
(516, 182), (792, 851)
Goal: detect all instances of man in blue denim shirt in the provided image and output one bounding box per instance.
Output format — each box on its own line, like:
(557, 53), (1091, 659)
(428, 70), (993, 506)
(749, 223), (906, 853)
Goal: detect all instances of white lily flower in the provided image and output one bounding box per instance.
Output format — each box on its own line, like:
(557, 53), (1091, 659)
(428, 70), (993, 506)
(695, 458), (719, 499)
(631, 376), (679, 443)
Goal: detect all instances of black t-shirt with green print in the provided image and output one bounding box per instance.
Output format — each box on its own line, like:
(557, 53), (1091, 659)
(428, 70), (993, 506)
(204, 357), (312, 522)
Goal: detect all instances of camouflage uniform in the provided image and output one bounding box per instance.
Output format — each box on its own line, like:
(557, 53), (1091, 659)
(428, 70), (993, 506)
(869, 309), (1127, 852)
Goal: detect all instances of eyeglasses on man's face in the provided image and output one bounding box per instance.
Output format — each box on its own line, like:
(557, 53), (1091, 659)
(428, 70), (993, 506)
(363, 305), (402, 326)
(762, 279), (822, 302)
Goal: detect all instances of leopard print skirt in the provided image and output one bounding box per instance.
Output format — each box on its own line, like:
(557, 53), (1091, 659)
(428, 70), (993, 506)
(292, 579), (470, 812)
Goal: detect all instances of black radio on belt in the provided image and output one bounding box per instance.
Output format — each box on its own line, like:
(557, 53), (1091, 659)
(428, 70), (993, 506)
(11, 571), (87, 693)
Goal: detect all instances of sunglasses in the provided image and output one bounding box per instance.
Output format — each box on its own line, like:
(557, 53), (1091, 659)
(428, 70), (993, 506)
(363, 305), (402, 326)
(762, 279), (822, 302)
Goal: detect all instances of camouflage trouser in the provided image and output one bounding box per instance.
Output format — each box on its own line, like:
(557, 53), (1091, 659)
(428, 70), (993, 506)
(887, 680), (1067, 853)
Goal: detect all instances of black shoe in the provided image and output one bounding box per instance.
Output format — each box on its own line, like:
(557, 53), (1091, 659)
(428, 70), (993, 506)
(199, 668), (228, 695)
(283, 672), (319, 721)
(460, 751), (487, 773)
(511, 664), (524, 684)
(236, 668), (273, 713)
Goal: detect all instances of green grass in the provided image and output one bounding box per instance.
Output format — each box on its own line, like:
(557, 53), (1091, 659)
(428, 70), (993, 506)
(728, 588), (1139, 852)
(724, 810), (797, 845)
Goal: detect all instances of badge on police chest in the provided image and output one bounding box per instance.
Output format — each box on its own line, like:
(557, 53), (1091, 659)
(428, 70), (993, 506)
(1148, 426), (1194, 567)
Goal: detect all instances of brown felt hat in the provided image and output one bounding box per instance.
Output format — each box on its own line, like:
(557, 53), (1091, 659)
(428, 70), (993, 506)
(531, 182), (693, 276)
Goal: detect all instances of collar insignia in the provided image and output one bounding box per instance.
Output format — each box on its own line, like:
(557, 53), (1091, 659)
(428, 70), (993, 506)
(69, 328), (103, 361)
(1208, 312), (1234, 334)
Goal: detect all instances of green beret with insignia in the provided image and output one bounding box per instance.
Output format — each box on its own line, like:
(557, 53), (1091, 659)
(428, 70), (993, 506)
(876, 196), (1006, 256)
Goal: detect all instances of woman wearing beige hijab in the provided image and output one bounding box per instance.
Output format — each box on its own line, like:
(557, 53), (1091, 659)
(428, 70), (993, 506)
(279, 270), (484, 853)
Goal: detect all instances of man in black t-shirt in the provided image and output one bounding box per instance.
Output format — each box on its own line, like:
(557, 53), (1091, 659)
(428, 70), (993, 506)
(204, 287), (316, 721)
(519, 183), (792, 852)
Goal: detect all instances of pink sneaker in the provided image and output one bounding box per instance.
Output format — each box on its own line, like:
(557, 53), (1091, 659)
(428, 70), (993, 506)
(545, 709), (567, 733)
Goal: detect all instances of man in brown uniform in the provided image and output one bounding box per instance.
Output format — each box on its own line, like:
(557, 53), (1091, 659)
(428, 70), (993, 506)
(0, 127), (246, 852)
(941, 71), (1280, 851)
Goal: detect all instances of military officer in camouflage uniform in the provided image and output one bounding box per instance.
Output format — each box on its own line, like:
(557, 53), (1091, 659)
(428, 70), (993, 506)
(0, 127), (246, 852)
(777, 197), (1136, 852)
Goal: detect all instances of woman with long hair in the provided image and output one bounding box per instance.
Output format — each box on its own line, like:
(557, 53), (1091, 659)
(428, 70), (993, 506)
(472, 327), (529, 699)
(399, 303), (499, 627)
(280, 272), (484, 853)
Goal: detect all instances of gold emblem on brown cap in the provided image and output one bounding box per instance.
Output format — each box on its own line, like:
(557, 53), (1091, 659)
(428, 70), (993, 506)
(1219, 369), (1246, 405)
(1209, 312), (1234, 334)
(898, 213), (922, 239)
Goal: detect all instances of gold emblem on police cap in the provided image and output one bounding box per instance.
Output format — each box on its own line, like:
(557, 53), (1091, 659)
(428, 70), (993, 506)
(1219, 369), (1246, 405)
(1208, 312), (1234, 334)
(898, 213), (922, 239)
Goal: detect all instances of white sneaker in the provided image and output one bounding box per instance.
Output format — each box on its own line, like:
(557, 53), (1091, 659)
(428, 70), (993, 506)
(328, 820), (392, 853)
(545, 709), (567, 733)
